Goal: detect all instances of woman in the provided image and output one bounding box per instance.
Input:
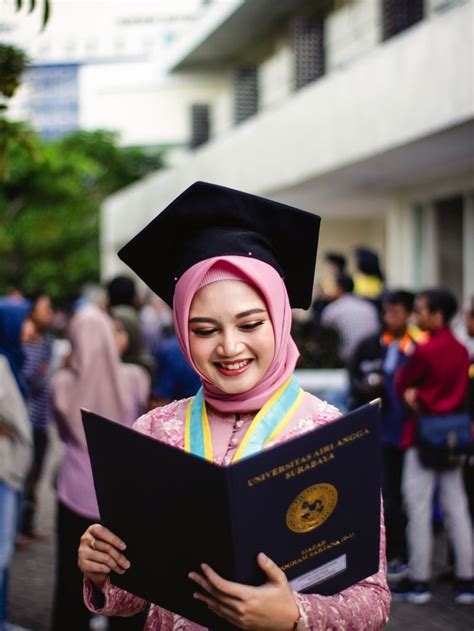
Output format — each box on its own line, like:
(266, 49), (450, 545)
(51, 304), (150, 630)
(0, 297), (32, 631)
(19, 293), (54, 544)
(78, 182), (390, 630)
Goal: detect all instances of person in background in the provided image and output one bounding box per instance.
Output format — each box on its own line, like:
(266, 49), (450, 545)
(151, 330), (201, 406)
(321, 273), (380, 366)
(0, 299), (32, 631)
(463, 300), (474, 521)
(311, 252), (346, 326)
(107, 276), (154, 378)
(393, 289), (473, 605)
(51, 305), (150, 631)
(140, 293), (173, 358)
(0, 297), (30, 398)
(17, 294), (54, 545)
(353, 247), (385, 307)
(350, 290), (421, 580)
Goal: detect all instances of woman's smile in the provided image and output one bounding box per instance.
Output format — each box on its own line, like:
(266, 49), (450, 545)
(214, 358), (254, 376)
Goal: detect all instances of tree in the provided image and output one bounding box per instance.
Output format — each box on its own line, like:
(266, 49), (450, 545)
(0, 129), (164, 301)
(0, 44), (34, 180)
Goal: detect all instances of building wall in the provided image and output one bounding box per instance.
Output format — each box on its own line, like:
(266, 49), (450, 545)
(259, 37), (293, 110)
(325, 0), (380, 72)
(100, 0), (473, 308)
(193, 0), (472, 151)
(2, 0), (208, 143)
(317, 216), (386, 275)
(79, 66), (228, 147)
(210, 73), (233, 138)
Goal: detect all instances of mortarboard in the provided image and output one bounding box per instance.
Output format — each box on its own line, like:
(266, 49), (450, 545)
(118, 181), (320, 309)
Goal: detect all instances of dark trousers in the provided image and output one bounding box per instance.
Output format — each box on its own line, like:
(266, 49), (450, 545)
(52, 501), (148, 631)
(382, 445), (407, 562)
(20, 426), (49, 536)
(463, 455), (474, 520)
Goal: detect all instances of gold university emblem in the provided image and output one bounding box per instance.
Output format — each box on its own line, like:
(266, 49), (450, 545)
(286, 483), (338, 533)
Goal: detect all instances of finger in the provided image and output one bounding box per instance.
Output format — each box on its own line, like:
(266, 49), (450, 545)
(188, 571), (244, 609)
(188, 571), (224, 598)
(192, 591), (240, 623)
(84, 538), (130, 570)
(85, 524), (127, 550)
(199, 564), (248, 599)
(78, 544), (126, 575)
(78, 538), (129, 572)
(257, 552), (287, 584)
(82, 559), (118, 576)
(84, 548), (129, 574)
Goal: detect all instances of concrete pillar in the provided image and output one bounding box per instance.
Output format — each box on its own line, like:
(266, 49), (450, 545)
(463, 192), (474, 303)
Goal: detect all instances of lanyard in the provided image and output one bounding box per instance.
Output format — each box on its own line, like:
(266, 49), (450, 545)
(184, 376), (304, 463)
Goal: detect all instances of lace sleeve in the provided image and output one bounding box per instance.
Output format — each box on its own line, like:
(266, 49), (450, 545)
(133, 398), (189, 448)
(83, 578), (148, 617)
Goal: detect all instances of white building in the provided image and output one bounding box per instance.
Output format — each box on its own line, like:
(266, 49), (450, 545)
(2, 0), (226, 152)
(18, 0), (474, 304)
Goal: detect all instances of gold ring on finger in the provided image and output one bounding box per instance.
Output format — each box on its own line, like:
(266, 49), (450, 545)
(90, 536), (96, 550)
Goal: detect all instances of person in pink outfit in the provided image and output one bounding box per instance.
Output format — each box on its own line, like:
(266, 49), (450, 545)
(77, 182), (391, 630)
(51, 304), (150, 630)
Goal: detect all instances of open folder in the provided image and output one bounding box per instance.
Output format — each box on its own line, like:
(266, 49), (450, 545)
(82, 401), (381, 630)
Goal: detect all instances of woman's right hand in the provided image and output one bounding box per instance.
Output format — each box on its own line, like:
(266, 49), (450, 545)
(78, 524), (131, 591)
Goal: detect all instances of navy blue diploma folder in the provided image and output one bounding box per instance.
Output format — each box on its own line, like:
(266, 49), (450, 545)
(82, 401), (381, 630)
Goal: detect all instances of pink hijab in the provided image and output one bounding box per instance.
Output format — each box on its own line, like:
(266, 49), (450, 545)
(173, 255), (299, 413)
(52, 305), (140, 447)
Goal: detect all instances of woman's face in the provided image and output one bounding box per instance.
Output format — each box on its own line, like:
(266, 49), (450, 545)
(189, 280), (275, 394)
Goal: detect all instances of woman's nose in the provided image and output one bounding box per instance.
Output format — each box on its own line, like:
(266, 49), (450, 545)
(217, 330), (242, 357)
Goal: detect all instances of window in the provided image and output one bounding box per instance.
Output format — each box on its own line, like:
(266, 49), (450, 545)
(435, 196), (464, 305)
(382, 0), (424, 41)
(190, 104), (210, 149)
(291, 16), (325, 91)
(26, 64), (79, 140)
(233, 66), (258, 125)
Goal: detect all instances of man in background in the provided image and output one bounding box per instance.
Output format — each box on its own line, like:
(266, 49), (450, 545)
(393, 289), (473, 605)
(321, 273), (379, 365)
(350, 290), (419, 579)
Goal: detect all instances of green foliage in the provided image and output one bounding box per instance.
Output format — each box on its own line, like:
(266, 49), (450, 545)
(0, 128), (164, 301)
(0, 44), (29, 102)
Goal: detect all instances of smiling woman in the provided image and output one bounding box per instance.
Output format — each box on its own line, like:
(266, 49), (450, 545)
(188, 280), (275, 394)
(77, 181), (391, 631)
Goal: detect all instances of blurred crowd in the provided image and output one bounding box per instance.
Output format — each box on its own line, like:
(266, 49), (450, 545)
(295, 247), (474, 607)
(0, 278), (199, 631)
(0, 248), (473, 630)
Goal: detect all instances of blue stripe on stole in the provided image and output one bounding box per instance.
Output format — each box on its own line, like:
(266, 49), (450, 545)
(189, 387), (207, 458)
(239, 377), (301, 459)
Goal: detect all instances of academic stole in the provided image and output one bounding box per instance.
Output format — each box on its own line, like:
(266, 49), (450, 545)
(184, 376), (304, 463)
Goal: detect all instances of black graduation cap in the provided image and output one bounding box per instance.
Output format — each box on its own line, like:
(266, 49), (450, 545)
(118, 181), (320, 309)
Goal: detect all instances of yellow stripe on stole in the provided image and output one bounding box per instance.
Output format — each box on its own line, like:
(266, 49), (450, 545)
(184, 399), (192, 453)
(202, 401), (213, 461)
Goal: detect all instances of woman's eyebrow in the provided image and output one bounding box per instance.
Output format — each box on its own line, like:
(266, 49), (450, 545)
(189, 317), (218, 324)
(189, 309), (267, 324)
(236, 308), (267, 319)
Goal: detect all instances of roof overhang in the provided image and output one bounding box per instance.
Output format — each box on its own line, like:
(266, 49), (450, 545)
(168, 0), (325, 71)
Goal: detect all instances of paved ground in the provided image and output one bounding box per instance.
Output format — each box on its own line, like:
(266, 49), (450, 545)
(7, 428), (474, 631)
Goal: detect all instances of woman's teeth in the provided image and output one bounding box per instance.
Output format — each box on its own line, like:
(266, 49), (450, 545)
(217, 359), (251, 370)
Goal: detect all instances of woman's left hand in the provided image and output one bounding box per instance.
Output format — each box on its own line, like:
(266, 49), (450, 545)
(188, 552), (300, 630)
